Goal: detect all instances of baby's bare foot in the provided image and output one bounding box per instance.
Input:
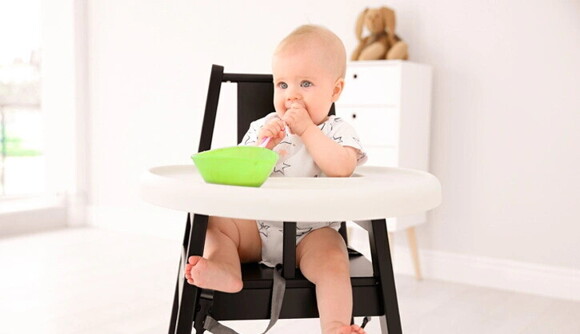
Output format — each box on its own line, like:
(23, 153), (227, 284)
(326, 323), (367, 334)
(184, 256), (243, 293)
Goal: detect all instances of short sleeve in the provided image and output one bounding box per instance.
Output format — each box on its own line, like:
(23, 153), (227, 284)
(324, 116), (368, 165)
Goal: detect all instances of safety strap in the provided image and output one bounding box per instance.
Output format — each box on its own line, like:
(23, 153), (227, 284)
(202, 317), (238, 334)
(203, 264), (286, 334)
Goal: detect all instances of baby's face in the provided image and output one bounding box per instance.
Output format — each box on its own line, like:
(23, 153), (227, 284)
(272, 45), (343, 125)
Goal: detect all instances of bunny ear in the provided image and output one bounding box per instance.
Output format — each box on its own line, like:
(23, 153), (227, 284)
(355, 8), (369, 41)
(380, 6), (397, 46)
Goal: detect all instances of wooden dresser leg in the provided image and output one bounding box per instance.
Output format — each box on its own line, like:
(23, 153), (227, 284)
(406, 227), (423, 280)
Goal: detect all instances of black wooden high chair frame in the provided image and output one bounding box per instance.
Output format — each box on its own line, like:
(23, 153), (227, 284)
(168, 65), (402, 334)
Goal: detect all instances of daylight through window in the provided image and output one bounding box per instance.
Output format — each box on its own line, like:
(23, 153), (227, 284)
(0, 0), (44, 196)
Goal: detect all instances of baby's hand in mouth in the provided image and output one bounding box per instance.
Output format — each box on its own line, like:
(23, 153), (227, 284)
(286, 100), (305, 109)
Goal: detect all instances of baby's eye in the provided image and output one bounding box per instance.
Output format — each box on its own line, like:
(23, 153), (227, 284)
(300, 81), (313, 88)
(277, 82), (288, 89)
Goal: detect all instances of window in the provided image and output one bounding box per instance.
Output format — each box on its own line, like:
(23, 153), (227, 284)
(0, 0), (44, 197)
(0, 0), (74, 236)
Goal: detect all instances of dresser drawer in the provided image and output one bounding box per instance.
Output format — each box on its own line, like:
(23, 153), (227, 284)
(364, 146), (398, 167)
(336, 107), (399, 146)
(339, 65), (401, 106)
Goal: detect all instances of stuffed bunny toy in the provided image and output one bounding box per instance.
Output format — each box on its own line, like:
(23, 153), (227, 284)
(351, 6), (409, 61)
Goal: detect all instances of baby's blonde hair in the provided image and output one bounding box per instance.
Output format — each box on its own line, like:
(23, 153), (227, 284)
(274, 25), (347, 79)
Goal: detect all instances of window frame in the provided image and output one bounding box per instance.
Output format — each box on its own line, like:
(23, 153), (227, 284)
(0, 0), (88, 236)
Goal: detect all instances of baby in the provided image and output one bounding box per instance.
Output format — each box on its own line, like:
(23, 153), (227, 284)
(185, 25), (367, 334)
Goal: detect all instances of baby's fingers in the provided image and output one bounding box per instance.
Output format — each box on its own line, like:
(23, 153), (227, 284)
(290, 100), (305, 109)
(261, 120), (286, 139)
(274, 120), (287, 137)
(276, 128), (286, 139)
(269, 119), (286, 133)
(259, 128), (275, 139)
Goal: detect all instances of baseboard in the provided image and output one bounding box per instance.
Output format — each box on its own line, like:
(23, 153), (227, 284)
(392, 245), (580, 302)
(0, 206), (67, 237)
(0, 196), (68, 237)
(346, 225), (580, 302)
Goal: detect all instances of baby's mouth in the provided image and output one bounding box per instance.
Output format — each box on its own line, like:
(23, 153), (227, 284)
(285, 100), (305, 109)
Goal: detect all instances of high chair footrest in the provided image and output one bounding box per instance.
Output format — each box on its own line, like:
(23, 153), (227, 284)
(211, 283), (383, 320)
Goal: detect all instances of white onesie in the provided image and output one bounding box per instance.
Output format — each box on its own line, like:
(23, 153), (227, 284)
(240, 112), (367, 267)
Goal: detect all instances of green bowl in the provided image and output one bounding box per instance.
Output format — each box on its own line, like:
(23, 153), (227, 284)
(191, 146), (279, 187)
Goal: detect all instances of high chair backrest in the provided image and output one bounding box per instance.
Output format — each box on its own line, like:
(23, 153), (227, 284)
(198, 64), (335, 152)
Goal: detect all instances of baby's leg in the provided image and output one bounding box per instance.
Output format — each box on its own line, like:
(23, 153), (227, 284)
(184, 216), (261, 293)
(296, 227), (366, 334)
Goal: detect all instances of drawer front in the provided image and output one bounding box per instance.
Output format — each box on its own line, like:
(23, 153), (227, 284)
(336, 107), (399, 146)
(364, 146), (398, 167)
(339, 65), (401, 106)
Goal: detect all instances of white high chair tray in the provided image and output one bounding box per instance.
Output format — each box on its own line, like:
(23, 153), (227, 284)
(140, 165), (441, 222)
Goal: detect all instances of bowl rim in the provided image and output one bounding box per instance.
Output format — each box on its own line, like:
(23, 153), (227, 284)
(191, 145), (279, 160)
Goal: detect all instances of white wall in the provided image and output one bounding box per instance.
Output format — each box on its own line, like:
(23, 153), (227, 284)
(408, 0), (580, 270)
(86, 0), (580, 296)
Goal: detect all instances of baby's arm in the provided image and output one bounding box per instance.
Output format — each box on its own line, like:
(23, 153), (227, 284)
(284, 103), (357, 177)
(301, 126), (358, 177)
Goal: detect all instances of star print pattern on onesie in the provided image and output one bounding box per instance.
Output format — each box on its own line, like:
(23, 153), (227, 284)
(273, 162), (291, 176)
(239, 112), (368, 267)
(258, 221), (271, 238)
(292, 226), (313, 238)
(241, 113), (367, 177)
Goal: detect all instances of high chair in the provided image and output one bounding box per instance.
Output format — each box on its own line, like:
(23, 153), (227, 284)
(140, 65), (441, 334)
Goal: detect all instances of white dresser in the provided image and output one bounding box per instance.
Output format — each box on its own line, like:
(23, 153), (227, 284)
(336, 60), (433, 279)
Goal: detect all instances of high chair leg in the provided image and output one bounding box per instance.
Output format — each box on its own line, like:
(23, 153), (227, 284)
(169, 216), (192, 334)
(369, 219), (402, 334)
(169, 213), (209, 334)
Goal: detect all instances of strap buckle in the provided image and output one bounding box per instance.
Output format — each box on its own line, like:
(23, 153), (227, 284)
(193, 289), (214, 332)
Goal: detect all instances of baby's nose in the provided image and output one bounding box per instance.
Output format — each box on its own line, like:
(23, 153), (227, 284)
(286, 84), (301, 98)
(285, 91), (302, 106)
(288, 95), (300, 102)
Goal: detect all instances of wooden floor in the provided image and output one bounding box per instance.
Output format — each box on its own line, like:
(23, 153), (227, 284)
(1, 227), (579, 334)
